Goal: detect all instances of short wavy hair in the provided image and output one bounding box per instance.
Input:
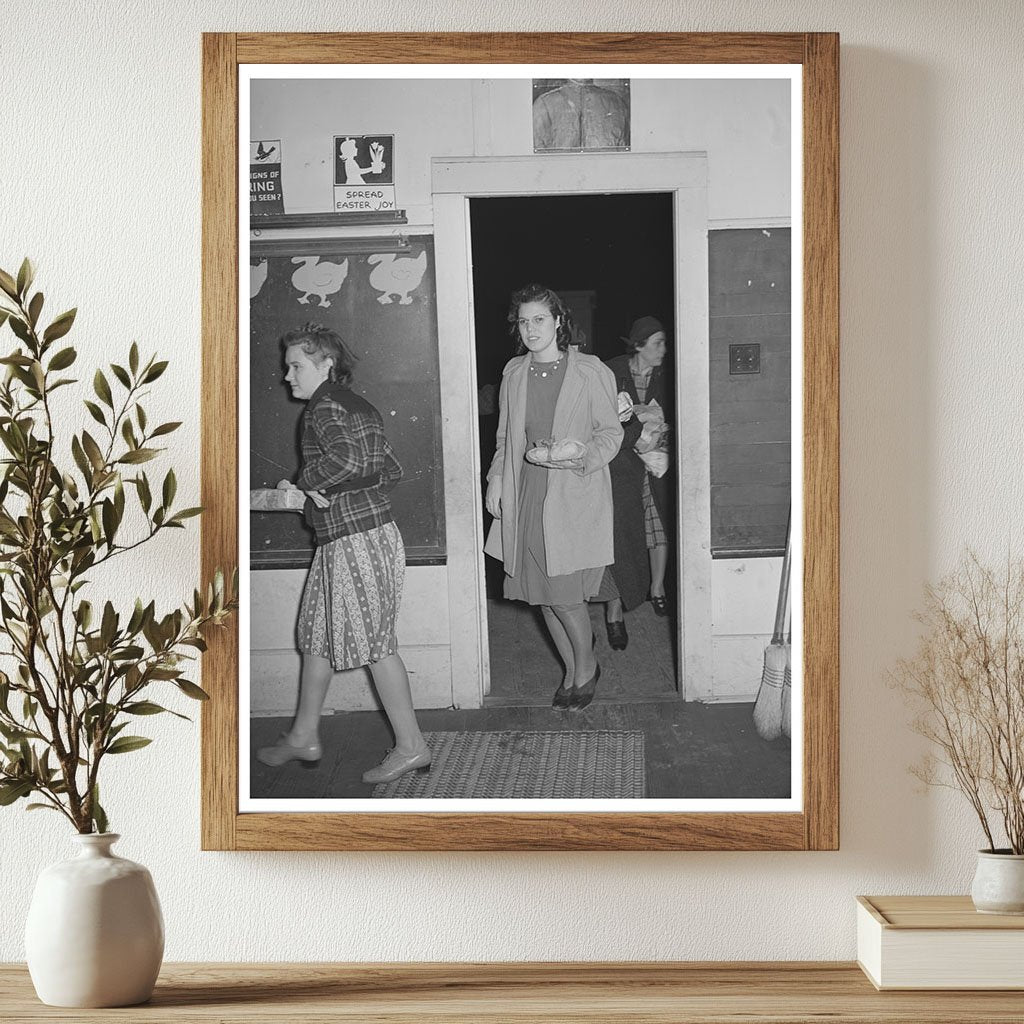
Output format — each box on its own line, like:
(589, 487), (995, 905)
(506, 283), (575, 355)
(278, 322), (357, 387)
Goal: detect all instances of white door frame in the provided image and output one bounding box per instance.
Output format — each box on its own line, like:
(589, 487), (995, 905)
(432, 153), (713, 706)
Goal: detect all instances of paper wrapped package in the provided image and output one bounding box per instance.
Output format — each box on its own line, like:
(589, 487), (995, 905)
(249, 487), (307, 511)
(638, 449), (669, 477)
(634, 400), (670, 478)
(616, 390), (635, 422)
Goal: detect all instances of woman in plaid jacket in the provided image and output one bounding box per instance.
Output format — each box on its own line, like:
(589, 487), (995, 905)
(256, 323), (430, 785)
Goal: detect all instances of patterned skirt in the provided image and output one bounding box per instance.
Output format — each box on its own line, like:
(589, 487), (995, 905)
(296, 521), (405, 671)
(642, 473), (667, 549)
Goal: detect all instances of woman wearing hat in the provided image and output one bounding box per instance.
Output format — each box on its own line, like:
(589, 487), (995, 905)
(484, 284), (622, 710)
(600, 316), (672, 649)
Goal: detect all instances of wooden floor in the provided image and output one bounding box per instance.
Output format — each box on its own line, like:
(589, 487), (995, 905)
(249, 699), (790, 801)
(485, 597), (677, 705)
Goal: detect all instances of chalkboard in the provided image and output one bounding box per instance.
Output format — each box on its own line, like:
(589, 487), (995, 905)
(248, 235), (445, 569)
(708, 227), (791, 557)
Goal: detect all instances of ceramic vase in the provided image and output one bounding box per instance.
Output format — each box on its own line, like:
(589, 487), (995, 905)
(25, 833), (164, 1007)
(970, 850), (1024, 915)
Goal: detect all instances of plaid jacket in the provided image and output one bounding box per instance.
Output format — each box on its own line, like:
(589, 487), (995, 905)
(297, 381), (402, 544)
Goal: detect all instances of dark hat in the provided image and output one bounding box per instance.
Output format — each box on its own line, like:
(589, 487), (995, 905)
(622, 315), (665, 347)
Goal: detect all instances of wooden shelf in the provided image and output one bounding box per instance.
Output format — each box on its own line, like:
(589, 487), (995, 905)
(3, 962), (1024, 1022)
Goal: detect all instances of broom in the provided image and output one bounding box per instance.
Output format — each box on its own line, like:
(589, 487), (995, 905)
(781, 624), (792, 739)
(753, 512), (791, 741)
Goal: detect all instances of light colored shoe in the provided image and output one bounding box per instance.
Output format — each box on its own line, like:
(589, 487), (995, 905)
(256, 734), (323, 769)
(362, 746), (431, 784)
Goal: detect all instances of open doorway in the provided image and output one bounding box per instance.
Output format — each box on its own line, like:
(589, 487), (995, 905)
(432, 152), (711, 711)
(469, 193), (680, 707)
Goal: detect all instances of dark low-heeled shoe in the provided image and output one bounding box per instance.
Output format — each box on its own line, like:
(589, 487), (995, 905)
(606, 619), (628, 651)
(649, 593), (669, 616)
(569, 664), (601, 711)
(552, 682), (573, 709)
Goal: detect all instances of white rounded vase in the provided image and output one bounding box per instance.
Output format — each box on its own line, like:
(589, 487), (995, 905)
(970, 850), (1024, 915)
(25, 833), (164, 1007)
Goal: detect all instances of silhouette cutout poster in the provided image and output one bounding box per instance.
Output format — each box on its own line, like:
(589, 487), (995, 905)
(333, 134), (396, 212)
(250, 139), (283, 215)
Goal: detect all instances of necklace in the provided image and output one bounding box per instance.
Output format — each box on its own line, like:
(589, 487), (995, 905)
(529, 356), (563, 379)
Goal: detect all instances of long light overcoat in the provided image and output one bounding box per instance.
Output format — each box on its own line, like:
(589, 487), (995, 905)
(484, 348), (623, 578)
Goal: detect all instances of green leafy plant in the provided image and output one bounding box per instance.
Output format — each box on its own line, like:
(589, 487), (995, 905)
(0, 259), (236, 833)
(895, 552), (1024, 853)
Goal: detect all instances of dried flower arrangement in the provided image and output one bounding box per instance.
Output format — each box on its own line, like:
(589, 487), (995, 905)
(895, 552), (1024, 854)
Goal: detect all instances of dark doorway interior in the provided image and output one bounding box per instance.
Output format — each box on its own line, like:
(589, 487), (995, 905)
(470, 193), (675, 399)
(469, 194), (677, 707)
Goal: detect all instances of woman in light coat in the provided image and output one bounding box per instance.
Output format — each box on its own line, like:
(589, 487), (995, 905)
(484, 284), (622, 710)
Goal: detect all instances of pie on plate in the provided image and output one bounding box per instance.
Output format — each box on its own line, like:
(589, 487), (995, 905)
(525, 438), (587, 465)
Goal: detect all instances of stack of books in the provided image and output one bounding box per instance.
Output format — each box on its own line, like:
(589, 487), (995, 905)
(857, 895), (1024, 989)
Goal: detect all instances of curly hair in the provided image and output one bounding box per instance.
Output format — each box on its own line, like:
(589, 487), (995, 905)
(278, 322), (357, 387)
(506, 283), (576, 355)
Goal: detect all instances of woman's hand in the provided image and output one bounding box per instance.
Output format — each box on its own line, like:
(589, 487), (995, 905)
(635, 423), (669, 454)
(634, 432), (658, 455)
(277, 478), (328, 507)
(485, 477), (502, 519)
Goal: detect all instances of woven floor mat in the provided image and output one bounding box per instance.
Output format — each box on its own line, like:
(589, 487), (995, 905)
(371, 730), (646, 799)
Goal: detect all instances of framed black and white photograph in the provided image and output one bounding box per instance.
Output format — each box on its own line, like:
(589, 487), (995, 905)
(532, 77), (631, 152)
(201, 32), (839, 851)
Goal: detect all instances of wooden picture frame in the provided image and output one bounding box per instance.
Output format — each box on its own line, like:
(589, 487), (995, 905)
(201, 32), (838, 851)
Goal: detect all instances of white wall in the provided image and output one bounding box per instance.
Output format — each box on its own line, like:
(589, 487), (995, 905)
(251, 77), (475, 222)
(712, 557), (783, 701)
(252, 77), (790, 220)
(250, 566), (452, 715)
(3, 0), (1023, 963)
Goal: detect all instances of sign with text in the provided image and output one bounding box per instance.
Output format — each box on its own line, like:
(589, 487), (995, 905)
(333, 134), (395, 212)
(250, 140), (283, 215)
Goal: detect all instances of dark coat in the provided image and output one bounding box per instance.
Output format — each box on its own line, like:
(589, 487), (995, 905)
(604, 354), (673, 610)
